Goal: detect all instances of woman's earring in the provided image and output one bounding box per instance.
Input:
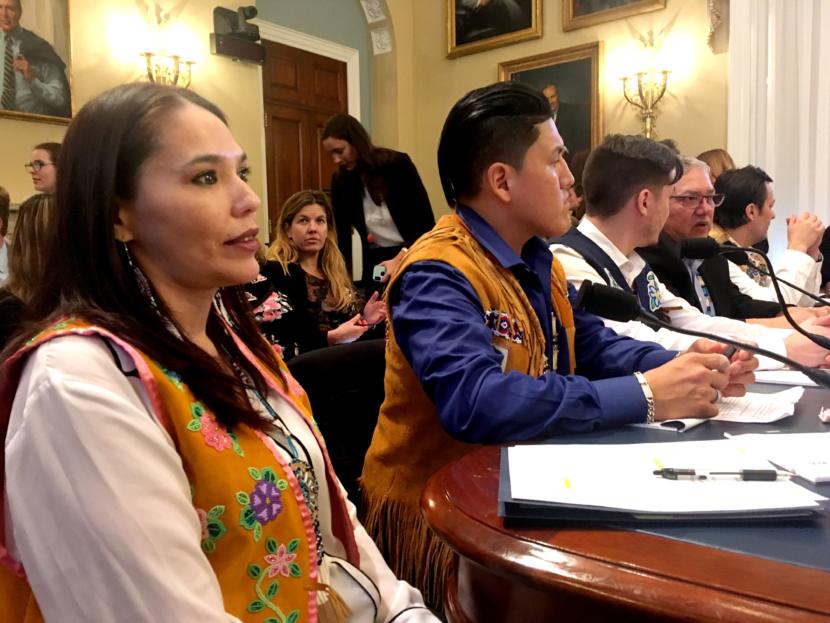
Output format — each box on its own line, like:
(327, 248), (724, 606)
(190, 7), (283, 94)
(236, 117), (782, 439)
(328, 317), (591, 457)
(121, 241), (159, 310)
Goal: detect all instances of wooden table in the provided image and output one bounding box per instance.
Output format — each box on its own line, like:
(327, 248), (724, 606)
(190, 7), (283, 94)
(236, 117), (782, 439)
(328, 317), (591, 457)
(421, 389), (830, 622)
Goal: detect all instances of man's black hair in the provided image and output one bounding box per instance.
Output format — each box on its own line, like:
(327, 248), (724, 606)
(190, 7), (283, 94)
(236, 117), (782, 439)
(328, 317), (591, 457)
(582, 134), (682, 219)
(714, 165), (773, 230)
(437, 81), (551, 206)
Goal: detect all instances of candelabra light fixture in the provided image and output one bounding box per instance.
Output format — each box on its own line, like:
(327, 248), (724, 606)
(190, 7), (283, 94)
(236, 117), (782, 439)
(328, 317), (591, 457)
(620, 34), (670, 139)
(142, 51), (194, 88)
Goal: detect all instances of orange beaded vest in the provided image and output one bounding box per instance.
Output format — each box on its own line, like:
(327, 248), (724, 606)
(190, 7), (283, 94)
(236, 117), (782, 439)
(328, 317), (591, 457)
(360, 213), (575, 607)
(0, 318), (359, 623)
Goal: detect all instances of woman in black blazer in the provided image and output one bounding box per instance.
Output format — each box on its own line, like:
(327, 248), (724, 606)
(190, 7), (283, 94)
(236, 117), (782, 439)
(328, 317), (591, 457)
(322, 114), (435, 287)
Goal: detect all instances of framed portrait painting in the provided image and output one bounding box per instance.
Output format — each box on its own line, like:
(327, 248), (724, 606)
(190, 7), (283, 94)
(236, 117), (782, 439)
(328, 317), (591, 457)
(448, 0), (542, 59)
(0, 0), (72, 124)
(563, 0), (666, 32)
(499, 42), (602, 161)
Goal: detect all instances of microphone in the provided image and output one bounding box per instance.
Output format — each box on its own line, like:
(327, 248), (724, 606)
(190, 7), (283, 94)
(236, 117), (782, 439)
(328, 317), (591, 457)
(682, 238), (828, 308)
(574, 280), (830, 389)
(679, 238), (830, 350)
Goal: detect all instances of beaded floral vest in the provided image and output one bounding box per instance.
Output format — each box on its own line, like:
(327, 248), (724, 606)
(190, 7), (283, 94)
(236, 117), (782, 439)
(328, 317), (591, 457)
(0, 318), (359, 623)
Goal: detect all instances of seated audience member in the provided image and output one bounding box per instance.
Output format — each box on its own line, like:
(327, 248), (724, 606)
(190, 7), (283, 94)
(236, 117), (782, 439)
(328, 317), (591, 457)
(0, 193), (52, 349)
(552, 135), (830, 365)
(634, 157), (826, 325)
(24, 142), (60, 195)
(565, 148), (589, 227)
(0, 186), (10, 283)
(322, 114), (434, 287)
(712, 166), (823, 306)
(360, 82), (756, 609)
(248, 189), (386, 360)
(697, 147), (735, 182)
(0, 83), (436, 623)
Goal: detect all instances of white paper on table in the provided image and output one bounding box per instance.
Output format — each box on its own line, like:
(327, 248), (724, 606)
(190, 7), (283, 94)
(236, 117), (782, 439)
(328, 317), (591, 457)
(726, 432), (830, 484)
(506, 440), (824, 514)
(754, 370), (818, 387)
(630, 387), (804, 432)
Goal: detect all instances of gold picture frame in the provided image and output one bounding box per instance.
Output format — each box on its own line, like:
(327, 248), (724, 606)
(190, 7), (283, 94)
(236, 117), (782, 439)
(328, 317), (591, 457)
(563, 0), (666, 32)
(0, 0), (73, 125)
(448, 0), (542, 59)
(499, 42), (602, 158)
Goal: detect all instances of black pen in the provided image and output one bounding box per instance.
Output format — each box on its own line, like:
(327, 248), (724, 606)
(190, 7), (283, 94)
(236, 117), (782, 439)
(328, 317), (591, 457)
(653, 468), (793, 481)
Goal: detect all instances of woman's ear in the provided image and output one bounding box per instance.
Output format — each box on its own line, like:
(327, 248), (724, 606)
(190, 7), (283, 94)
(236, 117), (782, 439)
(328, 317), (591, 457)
(113, 198), (135, 243)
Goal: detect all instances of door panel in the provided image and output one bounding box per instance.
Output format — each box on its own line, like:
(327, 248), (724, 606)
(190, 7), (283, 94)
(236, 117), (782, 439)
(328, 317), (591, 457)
(262, 40), (347, 233)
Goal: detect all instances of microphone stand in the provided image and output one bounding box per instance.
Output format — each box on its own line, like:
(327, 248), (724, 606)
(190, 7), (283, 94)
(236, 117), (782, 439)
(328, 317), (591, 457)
(574, 281), (830, 389)
(720, 245), (830, 351)
(722, 249), (828, 307)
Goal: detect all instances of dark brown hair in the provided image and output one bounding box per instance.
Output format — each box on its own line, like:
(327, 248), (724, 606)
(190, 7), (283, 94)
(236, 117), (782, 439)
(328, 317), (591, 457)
(33, 142), (61, 166)
(583, 134), (682, 219)
(322, 113), (395, 204)
(4, 82), (281, 434)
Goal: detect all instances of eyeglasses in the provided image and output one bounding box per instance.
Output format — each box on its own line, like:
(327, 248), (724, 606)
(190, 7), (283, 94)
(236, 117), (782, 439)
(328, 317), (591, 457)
(670, 193), (725, 209)
(24, 160), (54, 173)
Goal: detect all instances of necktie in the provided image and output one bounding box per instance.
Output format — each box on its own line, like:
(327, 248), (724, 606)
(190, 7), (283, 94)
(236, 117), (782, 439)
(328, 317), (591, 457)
(2, 37), (15, 110)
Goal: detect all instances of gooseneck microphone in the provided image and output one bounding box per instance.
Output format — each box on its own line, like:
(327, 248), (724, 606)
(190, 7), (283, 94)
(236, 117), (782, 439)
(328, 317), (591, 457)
(679, 237), (830, 351)
(680, 237), (828, 308)
(574, 280), (830, 389)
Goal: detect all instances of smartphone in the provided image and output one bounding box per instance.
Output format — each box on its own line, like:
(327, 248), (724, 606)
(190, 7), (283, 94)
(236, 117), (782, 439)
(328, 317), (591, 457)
(372, 264), (387, 282)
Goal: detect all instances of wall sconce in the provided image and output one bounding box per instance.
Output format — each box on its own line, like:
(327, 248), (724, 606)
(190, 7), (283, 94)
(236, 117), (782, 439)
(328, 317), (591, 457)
(620, 34), (670, 139)
(142, 51), (194, 88)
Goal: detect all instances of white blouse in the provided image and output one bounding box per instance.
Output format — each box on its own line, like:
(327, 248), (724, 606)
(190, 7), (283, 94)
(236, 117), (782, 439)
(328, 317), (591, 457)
(4, 335), (436, 623)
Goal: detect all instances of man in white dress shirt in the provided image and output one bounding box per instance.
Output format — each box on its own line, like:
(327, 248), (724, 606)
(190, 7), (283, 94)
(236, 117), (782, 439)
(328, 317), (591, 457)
(712, 165), (824, 306)
(551, 134), (830, 368)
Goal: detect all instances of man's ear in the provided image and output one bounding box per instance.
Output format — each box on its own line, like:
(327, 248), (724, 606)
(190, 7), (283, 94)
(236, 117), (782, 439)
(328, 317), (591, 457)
(634, 188), (650, 216)
(483, 162), (512, 203)
(745, 203), (759, 222)
(113, 198), (135, 243)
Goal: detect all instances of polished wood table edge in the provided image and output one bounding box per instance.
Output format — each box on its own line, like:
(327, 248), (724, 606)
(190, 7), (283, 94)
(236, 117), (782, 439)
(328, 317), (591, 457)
(422, 445), (830, 622)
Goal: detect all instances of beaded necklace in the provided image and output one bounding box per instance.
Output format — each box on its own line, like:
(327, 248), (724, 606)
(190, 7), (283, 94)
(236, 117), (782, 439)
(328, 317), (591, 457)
(226, 350), (324, 563)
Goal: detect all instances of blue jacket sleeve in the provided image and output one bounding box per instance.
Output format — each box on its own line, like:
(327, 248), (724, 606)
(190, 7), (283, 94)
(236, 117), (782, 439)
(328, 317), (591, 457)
(390, 262), (675, 444)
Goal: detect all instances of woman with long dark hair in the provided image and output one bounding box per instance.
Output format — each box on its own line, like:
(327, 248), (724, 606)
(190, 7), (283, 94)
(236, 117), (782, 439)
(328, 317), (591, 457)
(322, 114), (434, 287)
(0, 83), (435, 623)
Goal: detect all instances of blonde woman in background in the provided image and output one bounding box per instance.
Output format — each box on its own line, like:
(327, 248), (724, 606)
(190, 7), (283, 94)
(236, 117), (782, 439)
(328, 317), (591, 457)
(247, 190), (386, 360)
(697, 148), (736, 182)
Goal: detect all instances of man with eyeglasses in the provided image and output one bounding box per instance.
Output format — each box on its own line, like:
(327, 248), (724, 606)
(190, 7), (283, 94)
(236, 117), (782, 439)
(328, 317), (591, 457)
(711, 165), (824, 306)
(635, 156), (827, 324)
(552, 135), (830, 368)
(0, 0), (70, 117)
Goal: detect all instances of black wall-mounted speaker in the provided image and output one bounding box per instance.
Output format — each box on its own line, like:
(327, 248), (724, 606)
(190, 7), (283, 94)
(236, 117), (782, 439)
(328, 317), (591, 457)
(210, 6), (264, 65)
(210, 33), (265, 65)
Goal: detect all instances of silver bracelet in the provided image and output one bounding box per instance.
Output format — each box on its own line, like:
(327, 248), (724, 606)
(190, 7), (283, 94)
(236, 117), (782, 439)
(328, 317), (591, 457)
(633, 372), (656, 423)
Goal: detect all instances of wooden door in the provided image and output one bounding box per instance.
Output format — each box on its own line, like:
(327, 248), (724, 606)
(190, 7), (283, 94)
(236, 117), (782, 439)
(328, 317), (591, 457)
(262, 40), (347, 239)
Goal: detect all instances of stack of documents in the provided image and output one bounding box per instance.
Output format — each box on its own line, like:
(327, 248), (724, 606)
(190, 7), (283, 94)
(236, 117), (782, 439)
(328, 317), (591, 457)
(500, 439), (825, 522)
